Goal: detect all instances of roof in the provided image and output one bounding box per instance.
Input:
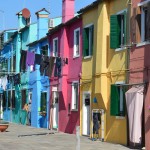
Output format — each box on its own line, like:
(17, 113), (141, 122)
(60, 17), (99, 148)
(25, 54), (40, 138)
(78, 0), (103, 14)
(47, 23), (64, 35)
(0, 29), (17, 35)
(27, 36), (47, 46)
(35, 8), (50, 15)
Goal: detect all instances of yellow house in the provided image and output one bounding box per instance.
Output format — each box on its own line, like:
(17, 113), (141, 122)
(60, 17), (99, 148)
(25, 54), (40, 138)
(79, 0), (130, 145)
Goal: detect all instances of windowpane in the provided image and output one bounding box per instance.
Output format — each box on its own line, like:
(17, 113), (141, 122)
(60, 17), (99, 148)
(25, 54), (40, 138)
(21, 90), (26, 109)
(72, 83), (78, 110)
(41, 92), (47, 112)
(74, 29), (80, 57)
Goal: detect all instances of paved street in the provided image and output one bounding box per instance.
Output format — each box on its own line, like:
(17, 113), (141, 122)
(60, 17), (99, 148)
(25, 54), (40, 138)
(0, 123), (136, 150)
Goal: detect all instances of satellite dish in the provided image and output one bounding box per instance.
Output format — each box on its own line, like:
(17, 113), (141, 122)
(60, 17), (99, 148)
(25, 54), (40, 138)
(22, 8), (30, 19)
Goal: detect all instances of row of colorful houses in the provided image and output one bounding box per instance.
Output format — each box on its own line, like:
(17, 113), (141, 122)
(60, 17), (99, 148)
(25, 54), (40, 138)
(0, 0), (150, 149)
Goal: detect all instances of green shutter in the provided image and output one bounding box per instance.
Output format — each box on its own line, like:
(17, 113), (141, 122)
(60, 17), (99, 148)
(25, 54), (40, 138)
(83, 28), (89, 57)
(110, 84), (120, 116)
(90, 25), (94, 55)
(124, 11), (127, 46)
(110, 15), (120, 49)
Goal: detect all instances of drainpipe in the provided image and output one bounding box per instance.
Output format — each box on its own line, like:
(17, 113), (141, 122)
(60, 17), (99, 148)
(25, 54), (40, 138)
(126, 0), (132, 84)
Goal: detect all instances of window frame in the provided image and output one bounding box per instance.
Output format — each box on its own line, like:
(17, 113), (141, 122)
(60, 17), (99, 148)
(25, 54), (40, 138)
(83, 23), (94, 58)
(53, 37), (58, 57)
(73, 28), (80, 58)
(71, 81), (79, 111)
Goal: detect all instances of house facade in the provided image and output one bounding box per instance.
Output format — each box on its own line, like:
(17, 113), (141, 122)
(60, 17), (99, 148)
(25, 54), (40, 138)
(129, 0), (150, 149)
(48, 0), (82, 134)
(79, 0), (129, 145)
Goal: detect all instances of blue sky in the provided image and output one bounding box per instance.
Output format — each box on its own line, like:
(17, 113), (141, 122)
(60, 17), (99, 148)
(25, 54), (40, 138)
(0, 0), (95, 31)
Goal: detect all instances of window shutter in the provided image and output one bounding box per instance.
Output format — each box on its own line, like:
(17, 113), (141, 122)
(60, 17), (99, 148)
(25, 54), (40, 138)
(147, 2), (150, 40)
(83, 28), (89, 57)
(110, 15), (120, 49)
(131, 8), (137, 44)
(123, 11), (127, 46)
(90, 25), (94, 55)
(110, 84), (120, 116)
(136, 7), (141, 43)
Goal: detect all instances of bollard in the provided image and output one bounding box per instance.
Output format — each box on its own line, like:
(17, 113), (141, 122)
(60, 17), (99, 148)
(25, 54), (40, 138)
(76, 126), (80, 150)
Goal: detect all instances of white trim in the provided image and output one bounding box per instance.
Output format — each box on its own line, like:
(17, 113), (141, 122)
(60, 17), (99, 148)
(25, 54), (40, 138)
(115, 47), (126, 52)
(73, 28), (80, 58)
(116, 9), (127, 15)
(83, 56), (92, 59)
(84, 23), (94, 28)
(136, 41), (150, 47)
(138, 0), (150, 7)
(53, 37), (58, 57)
(71, 81), (79, 111)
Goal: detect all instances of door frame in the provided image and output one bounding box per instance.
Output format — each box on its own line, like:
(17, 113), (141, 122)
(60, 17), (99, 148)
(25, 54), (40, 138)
(82, 91), (91, 136)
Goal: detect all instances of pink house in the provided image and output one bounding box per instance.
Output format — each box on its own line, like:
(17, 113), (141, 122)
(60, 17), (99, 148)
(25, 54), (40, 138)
(129, 0), (150, 149)
(48, 0), (82, 134)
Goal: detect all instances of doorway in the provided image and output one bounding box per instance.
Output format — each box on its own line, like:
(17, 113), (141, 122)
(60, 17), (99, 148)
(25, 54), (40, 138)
(52, 87), (59, 130)
(82, 92), (90, 135)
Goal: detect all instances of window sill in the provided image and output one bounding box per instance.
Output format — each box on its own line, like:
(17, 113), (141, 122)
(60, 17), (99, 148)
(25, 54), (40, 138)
(71, 109), (78, 112)
(115, 47), (126, 52)
(83, 56), (92, 59)
(116, 116), (125, 119)
(136, 41), (150, 47)
(73, 55), (80, 59)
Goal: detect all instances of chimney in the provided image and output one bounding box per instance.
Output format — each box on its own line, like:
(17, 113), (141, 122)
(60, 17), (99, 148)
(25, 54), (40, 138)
(35, 8), (50, 40)
(62, 0), (75, 23)
(16, 8), (31, 29)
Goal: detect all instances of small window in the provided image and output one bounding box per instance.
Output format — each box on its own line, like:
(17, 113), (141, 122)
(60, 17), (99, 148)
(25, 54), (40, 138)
(41, 45), (48, 56)
(110, 10), (127, 49)
(83, 25), (94, 57)
(74, 28), (80, 57)
(12, 90), (15, 108)
(2, 91), (6, 110)
(11, 55), (16, 73)
(21, 89), (26, 109)
(141, 5), (149, 42)
(53, 38), (58, 57)
(71, 82), (79, 110)
(40, 92), (47, 113)
(110, 84), (126, 116)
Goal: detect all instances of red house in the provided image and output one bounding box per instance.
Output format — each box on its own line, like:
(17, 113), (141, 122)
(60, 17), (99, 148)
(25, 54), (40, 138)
(129, 0), (150, 149)
(48, 0), (82, 134)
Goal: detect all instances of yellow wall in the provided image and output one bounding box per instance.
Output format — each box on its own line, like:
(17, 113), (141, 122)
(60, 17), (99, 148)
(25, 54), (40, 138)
(80, 0), (128, 145)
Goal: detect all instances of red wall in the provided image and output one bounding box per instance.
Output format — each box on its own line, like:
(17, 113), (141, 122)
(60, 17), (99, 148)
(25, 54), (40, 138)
(130, 0), (150, 148)
(48, 18), (82, 134)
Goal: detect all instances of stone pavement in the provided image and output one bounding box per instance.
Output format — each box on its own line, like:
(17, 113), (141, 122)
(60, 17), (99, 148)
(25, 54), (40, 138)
(0, 123), (137, 150)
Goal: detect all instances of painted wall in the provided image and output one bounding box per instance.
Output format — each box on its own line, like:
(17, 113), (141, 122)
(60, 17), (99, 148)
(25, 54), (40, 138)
(106, 0), (128, 145)
(80, 0), (128, 145)
(130, 0), (150, 149)
(64, 18), (82, 133)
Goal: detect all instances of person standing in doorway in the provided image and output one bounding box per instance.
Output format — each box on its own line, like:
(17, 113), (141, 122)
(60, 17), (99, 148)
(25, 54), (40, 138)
(27, 100), (31, 126)
(92, 113), (100, 141)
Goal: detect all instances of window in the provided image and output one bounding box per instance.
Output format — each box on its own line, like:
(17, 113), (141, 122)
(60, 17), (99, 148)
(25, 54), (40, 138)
(53, 38), (58, 57)
(141, 4), (149, 42)
(83, 24), (94, 57)
(71, 82), (79, 110)
(110, 84), (126, 116)
(41, 45), (48, 56)
(110, 10), (127, 49)
(11, 55), (16, 73)
(12, 90), (15, 108)
(74, 28), (80, 57)
(40, 92), (47, 113)
(21, 90), (26, 109)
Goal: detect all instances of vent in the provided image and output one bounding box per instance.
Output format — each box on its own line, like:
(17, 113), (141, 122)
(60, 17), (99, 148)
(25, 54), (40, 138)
(49, 19), (54, 28)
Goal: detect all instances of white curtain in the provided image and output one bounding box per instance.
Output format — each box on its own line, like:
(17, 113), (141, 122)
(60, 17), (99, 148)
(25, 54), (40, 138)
(125, 86), (144, 144)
